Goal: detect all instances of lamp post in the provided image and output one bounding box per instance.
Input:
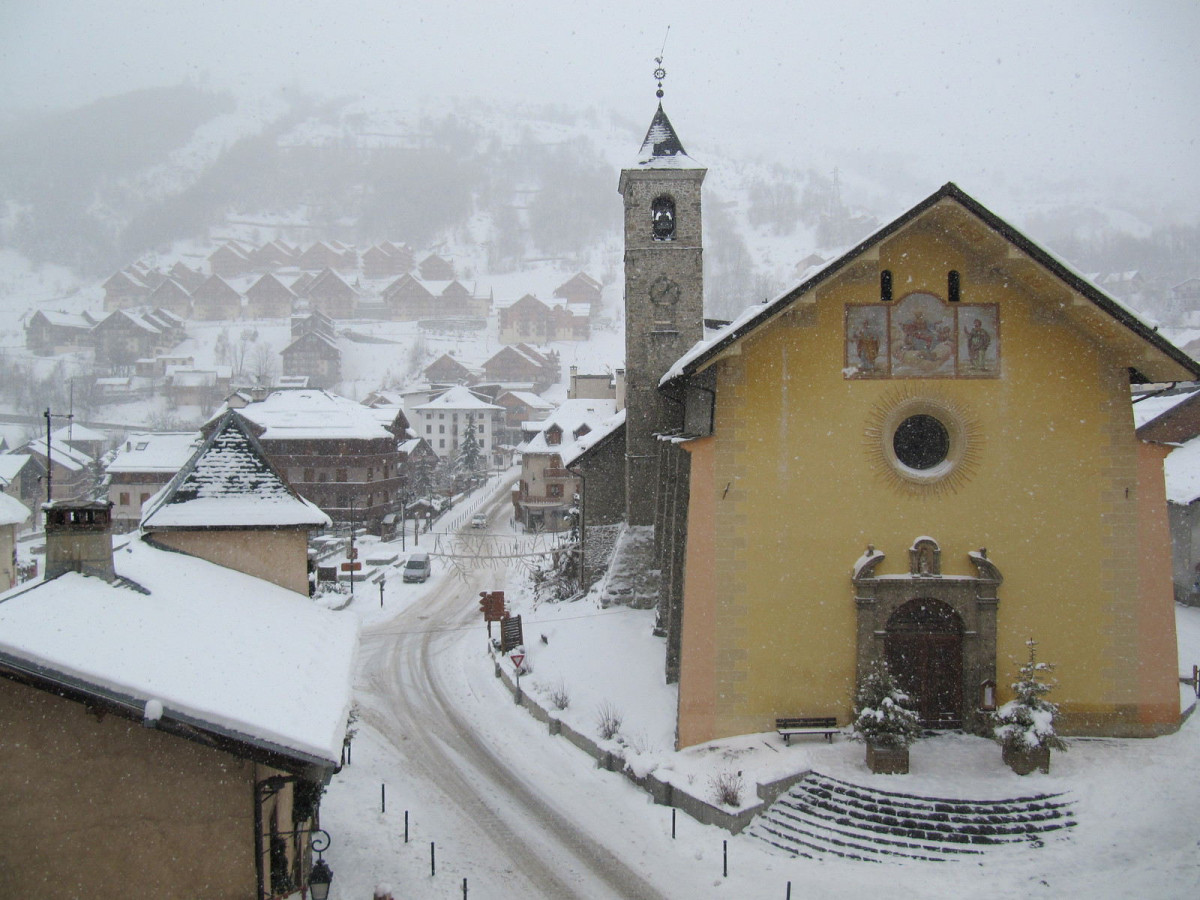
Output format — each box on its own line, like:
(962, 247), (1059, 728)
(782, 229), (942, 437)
(307, 830), (333, 900)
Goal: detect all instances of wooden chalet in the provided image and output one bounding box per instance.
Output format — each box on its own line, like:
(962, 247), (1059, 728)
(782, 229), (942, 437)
(418, 253), (454, 281)
(206, 241), (254, 278)
(297, 241), (355, 273)
(101, 270), (149, 312)
(245, 273), (296, 319)
(423, 353), (475, 385)
(250, 240), (299, 270)
(91, 308), (186, 372)
(362, 243), (412, 280)
(281, 331), (341, 390)
(167, 261), (207, 293)
(301, 268), (357, 319)
(25, 310), (95, 356)
(553, 272), (602, 308)
(482, 343), (560, 389)
(190, 275), (242, 321)
(144, 277), (193, 320)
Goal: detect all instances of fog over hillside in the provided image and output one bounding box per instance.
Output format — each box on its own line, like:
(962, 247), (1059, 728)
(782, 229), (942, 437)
(3, 85), (1199, 326)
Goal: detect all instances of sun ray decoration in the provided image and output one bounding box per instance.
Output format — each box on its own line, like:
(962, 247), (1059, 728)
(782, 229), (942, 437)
(863, 386), (983, 497)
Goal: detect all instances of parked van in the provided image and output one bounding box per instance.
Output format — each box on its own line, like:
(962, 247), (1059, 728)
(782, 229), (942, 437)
(403, 552), (431, 583)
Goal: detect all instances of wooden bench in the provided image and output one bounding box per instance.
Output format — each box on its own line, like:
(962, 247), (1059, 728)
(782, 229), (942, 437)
(776, 717), (840, 745)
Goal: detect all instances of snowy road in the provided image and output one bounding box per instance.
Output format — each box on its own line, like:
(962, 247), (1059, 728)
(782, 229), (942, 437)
(351, 490), (671, 900)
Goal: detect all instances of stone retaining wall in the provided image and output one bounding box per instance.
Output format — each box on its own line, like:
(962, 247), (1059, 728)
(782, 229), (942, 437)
(493, 659), (809, 834)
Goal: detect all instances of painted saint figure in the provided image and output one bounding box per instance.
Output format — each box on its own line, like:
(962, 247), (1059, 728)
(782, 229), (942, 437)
(965, 318), (992, 370)
(852, 319), (881, 372)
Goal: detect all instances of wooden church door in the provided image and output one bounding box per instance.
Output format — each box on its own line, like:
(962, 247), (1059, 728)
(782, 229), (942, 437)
(884, 598), (964, 727)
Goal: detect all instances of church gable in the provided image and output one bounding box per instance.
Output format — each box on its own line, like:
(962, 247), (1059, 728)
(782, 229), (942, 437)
(668, 184), (1199, 389)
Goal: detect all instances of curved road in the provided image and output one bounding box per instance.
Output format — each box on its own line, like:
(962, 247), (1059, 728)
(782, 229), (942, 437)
(355, 488), (668, 900)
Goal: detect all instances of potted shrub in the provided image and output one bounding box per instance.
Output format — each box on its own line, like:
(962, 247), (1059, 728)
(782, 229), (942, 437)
(852, 660), (923, 774)
(993, 639), (1067, 775)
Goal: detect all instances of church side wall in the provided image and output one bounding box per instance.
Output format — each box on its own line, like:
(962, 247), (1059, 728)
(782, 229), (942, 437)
(0, 677), (257, 899)
(676, 435), (719, 748)
(675, 225), (1179, 746)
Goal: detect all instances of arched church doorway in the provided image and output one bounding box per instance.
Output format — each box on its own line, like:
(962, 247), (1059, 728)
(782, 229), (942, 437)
(885, 598), (964, 727)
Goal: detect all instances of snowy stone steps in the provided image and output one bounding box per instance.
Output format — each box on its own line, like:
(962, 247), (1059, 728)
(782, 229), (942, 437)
(792, 790), (1073, 841)
(746, 772), (1076, 864)
(760, 803), (978, 862)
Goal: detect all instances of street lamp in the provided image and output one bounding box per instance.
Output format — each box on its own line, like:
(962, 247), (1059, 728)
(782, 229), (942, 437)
(308, 830), (333, 900)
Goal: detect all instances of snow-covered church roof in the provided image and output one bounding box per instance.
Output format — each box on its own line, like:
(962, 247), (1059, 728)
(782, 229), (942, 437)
(635, 104), (703, 169)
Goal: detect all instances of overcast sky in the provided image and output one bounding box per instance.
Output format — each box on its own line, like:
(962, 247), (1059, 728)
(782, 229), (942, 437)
(3, 1), (1198, 218)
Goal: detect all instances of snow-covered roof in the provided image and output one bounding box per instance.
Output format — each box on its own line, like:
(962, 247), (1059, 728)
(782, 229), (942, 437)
(141, 412), (329, 530)
(414, 385), (503, 413)
(25, 438), (92, 472)
(0, 492), (30, 526)
(49, 424), (107, 445)
(0, 537), (357, 766)
(1165, 437), (1200, 505)
(34, 310), (93, 329)
(106, 432), (201, 474)
(0, 454), (34, 483)
(1132, 386), (1200, 429)
(231, 390), (394, 441)
(562, 408), (626, 467)
(520, 399), (618, 456)
(500, 390), (554, 410)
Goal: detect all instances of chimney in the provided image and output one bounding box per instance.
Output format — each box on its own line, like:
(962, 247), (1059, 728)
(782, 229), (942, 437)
(43, 499), (115, 582)
(615, 368), (626, 412)
(569, 365), (578, 398)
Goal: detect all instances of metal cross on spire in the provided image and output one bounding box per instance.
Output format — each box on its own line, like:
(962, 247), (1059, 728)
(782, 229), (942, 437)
(654, 26), (671, 99)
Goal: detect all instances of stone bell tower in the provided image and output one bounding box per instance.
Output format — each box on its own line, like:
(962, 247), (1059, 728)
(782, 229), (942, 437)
(619, 101), (706, 525)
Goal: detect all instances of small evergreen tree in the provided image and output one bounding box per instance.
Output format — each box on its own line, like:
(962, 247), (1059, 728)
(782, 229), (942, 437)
(851, 660), (923, 749)
(455, 414), (483, 477)
(993, 639), (1068, 753)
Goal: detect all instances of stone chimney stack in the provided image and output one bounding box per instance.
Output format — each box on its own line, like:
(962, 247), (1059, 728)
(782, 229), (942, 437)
(43, 500), (115, 582)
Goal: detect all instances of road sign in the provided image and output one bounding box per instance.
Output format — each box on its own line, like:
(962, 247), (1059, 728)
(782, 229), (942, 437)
(349, 547), (358, 560)
(510, 653), (525, 670)
(500, 614), (523, 652)
(341, 561), (362, 572)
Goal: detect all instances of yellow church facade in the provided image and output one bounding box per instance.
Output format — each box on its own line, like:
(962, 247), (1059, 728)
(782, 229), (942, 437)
(661, 184), (1198, 749)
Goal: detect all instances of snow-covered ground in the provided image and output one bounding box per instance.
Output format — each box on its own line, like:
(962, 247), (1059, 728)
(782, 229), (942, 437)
(317, 487), (1200, 899)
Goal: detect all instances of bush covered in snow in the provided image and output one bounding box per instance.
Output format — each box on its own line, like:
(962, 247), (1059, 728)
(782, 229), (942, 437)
(851, 660), (923, 749)
(992, 639), (1068, 754)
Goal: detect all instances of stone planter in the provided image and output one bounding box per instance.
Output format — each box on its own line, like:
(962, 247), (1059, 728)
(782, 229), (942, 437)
(866, 743), (910, 774)
(1002, 744), (1051, 775)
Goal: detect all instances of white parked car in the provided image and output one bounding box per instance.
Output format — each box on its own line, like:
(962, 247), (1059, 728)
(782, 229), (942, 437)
(471, 514), (487, 529)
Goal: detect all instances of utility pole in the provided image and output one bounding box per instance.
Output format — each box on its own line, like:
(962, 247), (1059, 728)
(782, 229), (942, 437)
(43, 407), (74, 505)
(348, 498), (356, 598)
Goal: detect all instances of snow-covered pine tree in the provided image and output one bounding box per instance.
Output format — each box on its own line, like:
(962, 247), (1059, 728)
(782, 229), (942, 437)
(993, 638), (1068, 753)
(455, 413), (483, 476)
(851, 659), (923, 749)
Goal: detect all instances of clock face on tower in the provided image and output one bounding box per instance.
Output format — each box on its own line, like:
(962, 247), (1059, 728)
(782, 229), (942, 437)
(649, 275), (681, 307)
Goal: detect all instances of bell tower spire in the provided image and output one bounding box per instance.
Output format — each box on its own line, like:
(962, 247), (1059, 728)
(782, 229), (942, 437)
(618, 57), (706, 526)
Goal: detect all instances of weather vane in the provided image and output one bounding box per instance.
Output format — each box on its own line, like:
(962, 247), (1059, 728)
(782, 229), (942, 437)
(654, 26), (671, 99)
